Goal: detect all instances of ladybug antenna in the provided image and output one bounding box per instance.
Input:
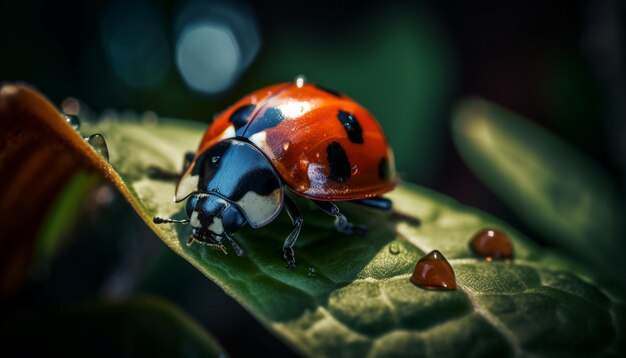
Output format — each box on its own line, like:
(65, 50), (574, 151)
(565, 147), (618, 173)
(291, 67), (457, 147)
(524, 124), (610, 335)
(153, 216), (190, 224)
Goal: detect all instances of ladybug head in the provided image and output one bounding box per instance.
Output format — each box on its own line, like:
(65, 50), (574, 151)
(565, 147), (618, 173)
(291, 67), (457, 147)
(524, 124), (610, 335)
(185, 193), (247, 243)
(178, 139), (285, 231)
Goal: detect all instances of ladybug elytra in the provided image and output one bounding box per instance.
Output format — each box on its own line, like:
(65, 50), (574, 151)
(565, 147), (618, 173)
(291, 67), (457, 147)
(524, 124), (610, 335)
(153, 78), (396, 269)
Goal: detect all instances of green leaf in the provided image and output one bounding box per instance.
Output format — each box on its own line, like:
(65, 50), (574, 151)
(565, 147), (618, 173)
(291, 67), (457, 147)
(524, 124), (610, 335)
(451, 99), (626, 286)
(3, 85), (625, 356)
(2, 296), (226, 357)
(34, 170), (102, 269)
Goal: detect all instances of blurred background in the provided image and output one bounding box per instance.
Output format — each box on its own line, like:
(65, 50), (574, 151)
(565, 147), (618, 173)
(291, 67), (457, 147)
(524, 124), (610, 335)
(1, 0), (624, 356)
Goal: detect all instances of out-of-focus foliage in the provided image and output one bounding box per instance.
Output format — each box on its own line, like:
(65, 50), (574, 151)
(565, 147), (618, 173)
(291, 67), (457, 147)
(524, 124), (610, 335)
(452, 99), (626, 287)
(2, 296), (226, 357)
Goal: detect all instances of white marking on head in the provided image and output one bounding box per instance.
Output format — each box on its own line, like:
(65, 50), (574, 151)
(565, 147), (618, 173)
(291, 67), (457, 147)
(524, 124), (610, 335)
(236, 189), (282, 228)
(220, 125), (236, 139)
(190, 211), (201, 228)
(208, 216), (225, 235)
(175, 173), (199, 202)
(249, 131), (268, 149)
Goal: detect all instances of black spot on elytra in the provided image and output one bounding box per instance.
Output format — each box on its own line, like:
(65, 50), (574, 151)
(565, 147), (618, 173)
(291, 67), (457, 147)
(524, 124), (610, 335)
(245, 107), (285, 135)
(315, 84), (342, 97)
(337, 110), (363, 144)
(378, 157), (390, 180)
(327, 142), (351, 183)
(229, 104), (255, 132)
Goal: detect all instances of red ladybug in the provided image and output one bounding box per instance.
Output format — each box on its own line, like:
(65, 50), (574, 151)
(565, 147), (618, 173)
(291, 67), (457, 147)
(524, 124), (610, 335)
(153, 78), (396, 269)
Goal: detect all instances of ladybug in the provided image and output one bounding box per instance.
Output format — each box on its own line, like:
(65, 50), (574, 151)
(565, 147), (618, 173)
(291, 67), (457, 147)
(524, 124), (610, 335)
(153, 78), (396, 269)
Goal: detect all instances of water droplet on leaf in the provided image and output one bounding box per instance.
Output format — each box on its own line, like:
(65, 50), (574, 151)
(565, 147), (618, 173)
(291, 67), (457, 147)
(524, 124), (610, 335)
(388, 243), (401, 255)
(410, 250), (456, 290)
(85, 133), (109, 162)
(64, 114), (80, 130)
(308, 267), (316, 276)
(469, 228), (513, 261)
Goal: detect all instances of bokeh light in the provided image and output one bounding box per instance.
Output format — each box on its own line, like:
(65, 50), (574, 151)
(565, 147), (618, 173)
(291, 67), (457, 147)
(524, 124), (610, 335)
(100, 1), (170, 88)
(174, 1), (261, 94)
(176, 24), (241, 94)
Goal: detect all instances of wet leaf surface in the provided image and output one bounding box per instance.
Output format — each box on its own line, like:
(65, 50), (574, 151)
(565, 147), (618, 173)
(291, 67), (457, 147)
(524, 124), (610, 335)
(1, 85), (624, 357)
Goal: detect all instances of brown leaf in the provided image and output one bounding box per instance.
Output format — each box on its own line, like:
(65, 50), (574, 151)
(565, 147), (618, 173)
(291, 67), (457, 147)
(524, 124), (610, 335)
(0, 84), (107, 296)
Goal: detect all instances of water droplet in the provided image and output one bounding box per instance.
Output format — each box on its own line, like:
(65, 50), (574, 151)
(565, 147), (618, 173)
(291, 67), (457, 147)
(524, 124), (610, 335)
(410, 250), (456, 290)
(308, 267), (316, 276)
(64, 114), (80, 130)
(470, 228), (513, 261)
(85, 134), (109, 162)
(388, 243), (401, 255)
(295, 75), (306, 88)
(211, 156), (220, 164)
(351, 165), (359, 175)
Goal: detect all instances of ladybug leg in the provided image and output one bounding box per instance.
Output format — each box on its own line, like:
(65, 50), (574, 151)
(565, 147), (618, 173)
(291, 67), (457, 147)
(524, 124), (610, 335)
(353, 197), (420, 225)
(283, 196), (303, 270)
(148, 151), (195, 181)
(353, 196), (393, 211)
(181, 151), (195, 172)
(312, 200), (368, 236)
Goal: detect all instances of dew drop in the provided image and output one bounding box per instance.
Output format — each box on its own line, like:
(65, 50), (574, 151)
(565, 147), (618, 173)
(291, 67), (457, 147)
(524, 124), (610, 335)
(308, 267), (316, 277)
(85, 134), (110, 162)
(295, 74), (306, 88)
(351, 165), (359, 175)
(469, 228), (513, 261)
(64, 114), (80, 130)
(388, 243), (401, 255)
(211, 156), (220, 164)
(410, 250), (456, 290)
